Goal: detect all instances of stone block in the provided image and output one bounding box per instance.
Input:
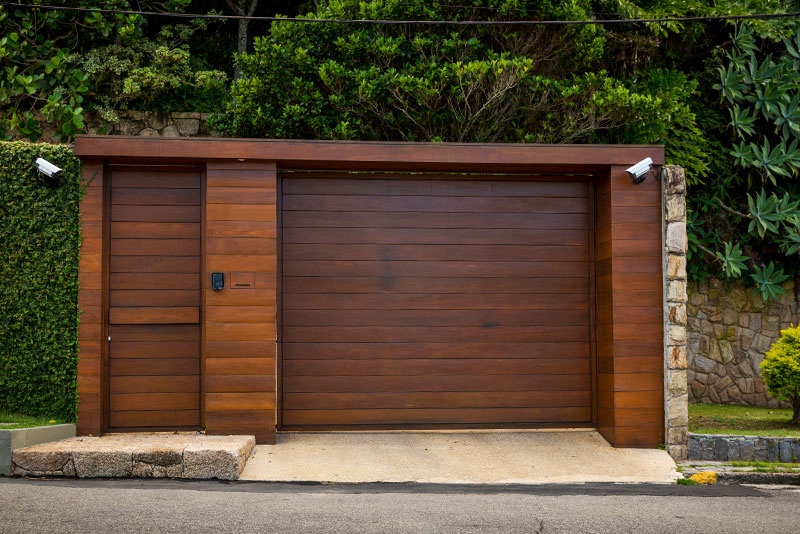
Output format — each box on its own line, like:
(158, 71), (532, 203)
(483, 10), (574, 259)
(139, 127), (159, 137)
(768, 441), (780, 462)
(713, 438), (729, 461)
(666, 222), (687, 253)
(751, 334), (772, 352)
(738, 313), (749, 328)
(694, 355), (715, 372)
(667, 370), (688, 395)
(73, 450), (133, 477)
(726, 439), (739, 461)
(174, 118), (200, 136)
(666, 394), (688, 423)
(722, 309), (738, 325)
(147, 113), (167, 130)
(667, 444), (688, 460)
(133, 447), (182, 467)
(132, 461), (183, 478)
(668, 426), (688, 447)
(161, 124), (180, 137)
(779, 441), (793, 462)
(749, 314), (761, 331)
(669, 303), (687, 325)
(669, 346), (687, 369)
(665, 194), (685, 222)
(183, 437), (254, 480)
(739, 440), (755, 460)
(667, 279), (687, 302)
(662, 165), (686, 194)
(669, 254), (687, 280)
(689, 437), (702, 459)
(12, 450), (72, 475)
(669, 325), (687, 344)
(716, 375), (733, 390)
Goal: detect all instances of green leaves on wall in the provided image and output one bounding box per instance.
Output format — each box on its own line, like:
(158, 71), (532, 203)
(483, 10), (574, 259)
(0, 142), (82, 421)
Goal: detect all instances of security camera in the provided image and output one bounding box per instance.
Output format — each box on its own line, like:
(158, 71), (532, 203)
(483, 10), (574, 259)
(625, 157), (654, 184)
(35, 158), (64, 181)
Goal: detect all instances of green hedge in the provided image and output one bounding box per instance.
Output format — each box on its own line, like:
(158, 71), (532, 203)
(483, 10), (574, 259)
(0, 141), (83, 421)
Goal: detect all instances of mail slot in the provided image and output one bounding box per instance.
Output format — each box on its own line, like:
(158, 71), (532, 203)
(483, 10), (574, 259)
(230, 271), (255, 289)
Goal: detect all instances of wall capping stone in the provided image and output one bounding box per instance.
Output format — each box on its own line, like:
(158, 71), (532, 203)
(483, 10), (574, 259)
(663, 165), (689, 460)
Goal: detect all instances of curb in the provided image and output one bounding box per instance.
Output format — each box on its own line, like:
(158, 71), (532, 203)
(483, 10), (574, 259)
(715, 472), (800, 485)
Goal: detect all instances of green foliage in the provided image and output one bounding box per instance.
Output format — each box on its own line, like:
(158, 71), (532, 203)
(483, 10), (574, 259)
(761, 325), (800, 424)
(688, 16), (800, 300)
(212, 0), (704, 158)
(0, 142), (83, 421)
(0, 1), (227, 141)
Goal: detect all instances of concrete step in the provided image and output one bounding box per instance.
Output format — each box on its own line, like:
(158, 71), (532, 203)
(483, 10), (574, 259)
(10, 434), (255, 480)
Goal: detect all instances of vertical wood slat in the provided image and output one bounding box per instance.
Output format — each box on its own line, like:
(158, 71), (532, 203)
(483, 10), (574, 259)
(204, 161), (278, 444)
(77, 160), (103, 436)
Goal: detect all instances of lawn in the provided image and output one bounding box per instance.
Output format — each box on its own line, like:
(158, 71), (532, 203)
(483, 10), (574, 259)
(689, 403), (800, 437)
(0, 411), (65, 430)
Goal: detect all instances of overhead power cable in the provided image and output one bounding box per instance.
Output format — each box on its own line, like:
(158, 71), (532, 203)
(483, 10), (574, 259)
(1, 2), (799, 26)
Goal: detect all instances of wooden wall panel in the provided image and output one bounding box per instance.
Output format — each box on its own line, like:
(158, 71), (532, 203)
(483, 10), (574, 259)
(204, 161), (277, 444)
(77, 160), (104, 436)
(605, 165), (664, 447)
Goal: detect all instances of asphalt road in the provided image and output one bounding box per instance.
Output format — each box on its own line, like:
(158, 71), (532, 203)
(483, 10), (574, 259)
(2, 478), (799, 533)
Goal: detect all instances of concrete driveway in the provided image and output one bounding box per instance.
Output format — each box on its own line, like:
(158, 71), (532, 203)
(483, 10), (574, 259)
(240, 429), (678, 484)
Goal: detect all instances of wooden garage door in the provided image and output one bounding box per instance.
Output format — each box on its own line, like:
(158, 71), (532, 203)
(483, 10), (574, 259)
(108, 167), (201, 430)
(281, 173), (592, 428)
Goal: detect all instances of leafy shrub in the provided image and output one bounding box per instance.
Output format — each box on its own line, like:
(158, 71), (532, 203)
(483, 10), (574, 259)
(212, 0), (702, 154)
(761, 325), (800, 425)
(687, 19), (800, 301)
(0, 0), (227, 141)
(0, 142), (83, 421)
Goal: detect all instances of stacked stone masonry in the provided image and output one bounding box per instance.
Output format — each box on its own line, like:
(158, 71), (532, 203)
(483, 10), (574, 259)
(663, 165), (689, 460)
(9, 111), (214, 143)
(689, 433), (800, 462)
(687, 278), (797, 408)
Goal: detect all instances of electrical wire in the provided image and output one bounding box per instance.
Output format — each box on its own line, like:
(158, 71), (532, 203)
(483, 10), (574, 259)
(1, 1), (799, 25)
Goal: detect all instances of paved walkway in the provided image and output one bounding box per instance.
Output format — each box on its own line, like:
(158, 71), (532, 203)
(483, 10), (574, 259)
(240, 430), (678, 484)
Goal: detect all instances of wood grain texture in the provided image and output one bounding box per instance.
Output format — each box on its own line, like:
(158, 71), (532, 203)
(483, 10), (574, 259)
(77, 160), (104, 436)
(282, 174), (592, 428)
(204, 161), (278, 444)
(107, 168), (202, 430)
(74, 140), (667, 449)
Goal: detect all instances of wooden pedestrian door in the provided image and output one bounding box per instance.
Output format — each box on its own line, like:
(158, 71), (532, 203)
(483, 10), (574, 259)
(107, 167), (202, 430)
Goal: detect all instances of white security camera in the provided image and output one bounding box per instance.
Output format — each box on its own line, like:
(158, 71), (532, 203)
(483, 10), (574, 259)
(625, 157), (654, 184)
(35, 158), (64, 180)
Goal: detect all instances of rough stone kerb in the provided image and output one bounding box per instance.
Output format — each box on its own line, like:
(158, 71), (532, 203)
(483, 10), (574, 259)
(663, 165), (689, 460)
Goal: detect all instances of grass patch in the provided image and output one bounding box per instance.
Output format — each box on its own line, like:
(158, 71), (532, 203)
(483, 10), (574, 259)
(0, 411), (65, 430)
(677, 478), (699, 485)
(729, 461), (799, 468)
(689, 403), (800, 437)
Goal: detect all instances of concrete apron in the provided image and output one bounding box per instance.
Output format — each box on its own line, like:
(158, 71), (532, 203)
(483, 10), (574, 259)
(240, 429), (679, 484)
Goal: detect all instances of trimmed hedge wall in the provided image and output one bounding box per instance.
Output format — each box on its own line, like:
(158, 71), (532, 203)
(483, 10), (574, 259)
(0, 142), (83, 421)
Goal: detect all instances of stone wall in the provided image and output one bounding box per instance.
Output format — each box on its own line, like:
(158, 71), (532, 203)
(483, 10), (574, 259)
(94, 111), (214, 138)
(10, 111), (214, 143)
(687, 278), (797, 407)
(689, 433), (800, 462)
(662, 165), (689, 460)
